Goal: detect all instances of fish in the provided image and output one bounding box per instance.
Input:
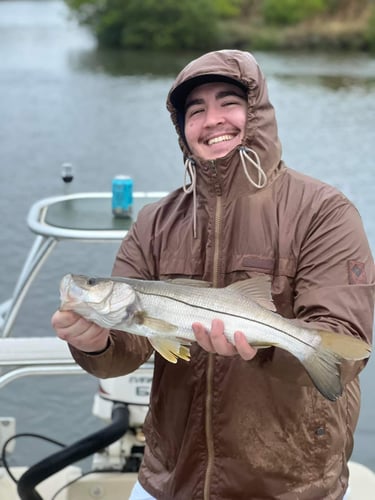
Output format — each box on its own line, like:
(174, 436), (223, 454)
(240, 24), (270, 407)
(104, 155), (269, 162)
(59, 273), (371, 401)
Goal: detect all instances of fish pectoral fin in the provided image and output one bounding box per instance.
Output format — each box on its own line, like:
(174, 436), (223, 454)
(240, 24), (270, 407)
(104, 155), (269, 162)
(225, 275), (276, 312)
(141, 315), (178, 334)
(149, 337), (191, 363)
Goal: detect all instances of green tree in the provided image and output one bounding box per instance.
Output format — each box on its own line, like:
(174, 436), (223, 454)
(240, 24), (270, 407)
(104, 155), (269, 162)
(262, 0), (327, 25)
(65, 0), (225, 50)
(365, 6), (375, 51)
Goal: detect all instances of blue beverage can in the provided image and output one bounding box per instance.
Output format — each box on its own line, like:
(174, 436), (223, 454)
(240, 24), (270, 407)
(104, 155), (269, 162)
(112, 175), (133, 218)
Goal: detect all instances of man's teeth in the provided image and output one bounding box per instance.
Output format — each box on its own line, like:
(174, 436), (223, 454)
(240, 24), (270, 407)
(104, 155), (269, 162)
(207, 134), (234, 145)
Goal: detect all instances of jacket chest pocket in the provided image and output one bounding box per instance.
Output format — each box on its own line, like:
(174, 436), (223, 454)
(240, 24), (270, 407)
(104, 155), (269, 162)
(158, 249), (204, 280)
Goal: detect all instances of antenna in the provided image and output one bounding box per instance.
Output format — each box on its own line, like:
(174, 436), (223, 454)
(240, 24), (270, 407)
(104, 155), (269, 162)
(61, 163), (74, 194)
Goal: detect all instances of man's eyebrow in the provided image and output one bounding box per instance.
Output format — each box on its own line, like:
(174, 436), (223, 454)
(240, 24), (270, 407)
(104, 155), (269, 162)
(185, 90), (246, 111)
(185, 97), (204, 111)
(216, 90), (246, 100)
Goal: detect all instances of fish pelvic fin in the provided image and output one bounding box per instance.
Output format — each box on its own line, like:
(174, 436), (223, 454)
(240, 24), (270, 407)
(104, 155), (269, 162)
(149, 337), (191, 363)
(301, 331), (371, 402)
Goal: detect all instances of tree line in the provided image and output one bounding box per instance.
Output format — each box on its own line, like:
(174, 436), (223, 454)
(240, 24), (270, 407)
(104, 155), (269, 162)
(65, 0), (375, 51)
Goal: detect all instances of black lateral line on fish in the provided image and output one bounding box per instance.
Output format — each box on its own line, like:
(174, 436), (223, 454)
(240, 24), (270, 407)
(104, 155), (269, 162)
(138, 289), (320, 353)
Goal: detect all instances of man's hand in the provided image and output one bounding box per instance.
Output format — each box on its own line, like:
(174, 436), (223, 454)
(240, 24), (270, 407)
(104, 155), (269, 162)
(192, 319), (257, 361)
(51, 310), (110, 353)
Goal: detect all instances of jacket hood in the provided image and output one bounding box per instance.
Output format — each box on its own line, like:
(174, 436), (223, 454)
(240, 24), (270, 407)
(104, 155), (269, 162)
(167, 49), (282, 182)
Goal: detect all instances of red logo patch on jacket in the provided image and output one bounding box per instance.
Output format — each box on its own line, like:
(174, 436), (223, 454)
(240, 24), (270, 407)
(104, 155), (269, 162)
(348, 260), (367, 284)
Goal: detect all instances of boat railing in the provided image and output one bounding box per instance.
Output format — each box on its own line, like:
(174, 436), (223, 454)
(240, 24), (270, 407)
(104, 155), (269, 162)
(0, 337), (84, 390)
(0, 191), (167, 339)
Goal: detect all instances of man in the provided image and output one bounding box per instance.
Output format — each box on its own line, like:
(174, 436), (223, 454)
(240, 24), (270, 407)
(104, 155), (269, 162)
(52, 50), (374, 499)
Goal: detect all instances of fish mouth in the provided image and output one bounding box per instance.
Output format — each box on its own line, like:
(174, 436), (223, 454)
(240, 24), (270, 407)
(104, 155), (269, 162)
(59, 275), (83, 310)
(59, 291), (80, 311)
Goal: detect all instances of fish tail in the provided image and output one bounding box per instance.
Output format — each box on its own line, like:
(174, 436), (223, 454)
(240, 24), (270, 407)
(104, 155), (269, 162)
(301, 331), (371, 402)
(302, 348), (342, 401)
(318, 330), (371, 361)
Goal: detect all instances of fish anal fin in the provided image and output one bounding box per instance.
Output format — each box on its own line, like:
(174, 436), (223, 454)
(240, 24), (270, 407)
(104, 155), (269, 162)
(226, 275), (276, 311)
(250, 342), (275, 349)
(149, 337), (191, 363)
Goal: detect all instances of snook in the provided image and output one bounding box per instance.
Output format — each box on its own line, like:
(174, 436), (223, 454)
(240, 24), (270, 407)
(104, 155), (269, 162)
(59, 273), (371, 402)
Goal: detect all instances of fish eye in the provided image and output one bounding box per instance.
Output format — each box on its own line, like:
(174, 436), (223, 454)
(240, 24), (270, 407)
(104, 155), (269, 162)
(87, 277), (97, 286)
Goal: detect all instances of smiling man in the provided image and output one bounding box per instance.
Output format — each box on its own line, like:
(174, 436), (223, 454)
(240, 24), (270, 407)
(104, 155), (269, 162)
(184, 81), (247, 160)
(52, 50), (374, 500)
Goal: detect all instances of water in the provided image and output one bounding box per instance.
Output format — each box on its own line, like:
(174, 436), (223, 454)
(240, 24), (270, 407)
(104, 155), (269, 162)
(0, 0), (375, 472)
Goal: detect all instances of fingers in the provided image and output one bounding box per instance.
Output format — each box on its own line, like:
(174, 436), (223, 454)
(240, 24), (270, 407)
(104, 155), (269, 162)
(51, 310), (109, 353)
(193, 319), (257, 360)
(192, 322), (215, 352)
(51, 310), (81, 330)
(209, 319), (238, 356)
(234, 331), (257, 361)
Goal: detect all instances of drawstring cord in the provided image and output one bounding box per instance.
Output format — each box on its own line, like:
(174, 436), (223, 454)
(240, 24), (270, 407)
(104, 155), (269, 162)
(183, 158), (197, 238)
(239, 146), (267, 189)
(183, 148), (266, 238)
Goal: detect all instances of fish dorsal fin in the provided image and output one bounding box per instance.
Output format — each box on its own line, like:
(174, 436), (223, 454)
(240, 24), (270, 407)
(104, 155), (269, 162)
(165, 278), (212, 288)
(226, 275), (276, 311)
(136, 312), (178, 334)
(149, 337), (191, 363)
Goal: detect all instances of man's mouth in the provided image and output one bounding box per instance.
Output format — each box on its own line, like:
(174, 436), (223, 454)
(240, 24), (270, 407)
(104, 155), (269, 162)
(206, 134), (236, 146)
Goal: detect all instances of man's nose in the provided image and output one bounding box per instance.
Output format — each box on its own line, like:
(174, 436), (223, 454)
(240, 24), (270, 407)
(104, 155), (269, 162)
(203, 106), (224, 127)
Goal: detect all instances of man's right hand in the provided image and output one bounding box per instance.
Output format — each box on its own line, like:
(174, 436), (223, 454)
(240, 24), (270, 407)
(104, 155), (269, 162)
(51, 310), (110, 353)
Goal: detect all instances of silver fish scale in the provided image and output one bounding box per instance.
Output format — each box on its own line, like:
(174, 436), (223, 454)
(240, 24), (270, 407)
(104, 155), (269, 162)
(118, 279), (321, 361)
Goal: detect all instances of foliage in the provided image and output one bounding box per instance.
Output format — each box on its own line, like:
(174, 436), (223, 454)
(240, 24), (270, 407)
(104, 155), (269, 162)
(365, 7), (375, 51)
(215, 0), (244, 18)
(65, 0), (222, 50)
(262, 0), (327, 25)
(65, 0), (375, 52)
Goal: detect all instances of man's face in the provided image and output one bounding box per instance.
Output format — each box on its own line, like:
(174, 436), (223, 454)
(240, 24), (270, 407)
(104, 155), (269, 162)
(184, 82), (247, 161)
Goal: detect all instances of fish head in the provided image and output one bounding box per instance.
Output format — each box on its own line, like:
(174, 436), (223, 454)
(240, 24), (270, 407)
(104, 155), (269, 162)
(59, 273), (139, 329)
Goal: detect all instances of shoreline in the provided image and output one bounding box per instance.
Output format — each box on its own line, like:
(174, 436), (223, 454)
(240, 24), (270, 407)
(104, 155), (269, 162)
(221, 9), (375, 53)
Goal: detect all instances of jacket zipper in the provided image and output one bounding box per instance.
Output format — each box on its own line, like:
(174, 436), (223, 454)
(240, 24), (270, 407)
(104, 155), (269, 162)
(204, 161), (223, 500)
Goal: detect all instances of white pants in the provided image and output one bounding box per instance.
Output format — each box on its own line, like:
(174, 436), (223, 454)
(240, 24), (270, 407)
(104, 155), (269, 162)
(128, 480), (350, 500)
(129, 481), (156, 500)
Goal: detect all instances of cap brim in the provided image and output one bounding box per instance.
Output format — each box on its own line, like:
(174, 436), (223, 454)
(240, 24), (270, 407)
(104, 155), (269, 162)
(170, 74), (246, 112)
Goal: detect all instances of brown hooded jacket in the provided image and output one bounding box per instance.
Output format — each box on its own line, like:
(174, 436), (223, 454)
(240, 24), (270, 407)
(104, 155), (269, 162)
(70, 50), (374, 500)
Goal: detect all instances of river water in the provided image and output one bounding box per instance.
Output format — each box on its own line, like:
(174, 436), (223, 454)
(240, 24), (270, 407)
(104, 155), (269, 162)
(0, 0), (375, 473)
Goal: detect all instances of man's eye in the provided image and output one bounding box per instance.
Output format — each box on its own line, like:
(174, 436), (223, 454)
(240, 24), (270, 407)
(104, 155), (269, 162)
(188, 107), (204, 117)
(223, 100), (240, 107)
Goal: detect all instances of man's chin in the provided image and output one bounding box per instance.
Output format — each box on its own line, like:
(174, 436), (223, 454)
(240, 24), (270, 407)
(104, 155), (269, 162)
(203, 144), (239, 161)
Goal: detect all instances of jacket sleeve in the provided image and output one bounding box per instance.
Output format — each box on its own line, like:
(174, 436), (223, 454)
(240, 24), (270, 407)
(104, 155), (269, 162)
(69, 206), (157, 378)
(269, 193), (374, 387)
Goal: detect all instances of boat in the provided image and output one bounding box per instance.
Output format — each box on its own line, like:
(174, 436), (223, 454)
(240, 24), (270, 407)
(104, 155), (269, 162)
(0, 190), (374, 499)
